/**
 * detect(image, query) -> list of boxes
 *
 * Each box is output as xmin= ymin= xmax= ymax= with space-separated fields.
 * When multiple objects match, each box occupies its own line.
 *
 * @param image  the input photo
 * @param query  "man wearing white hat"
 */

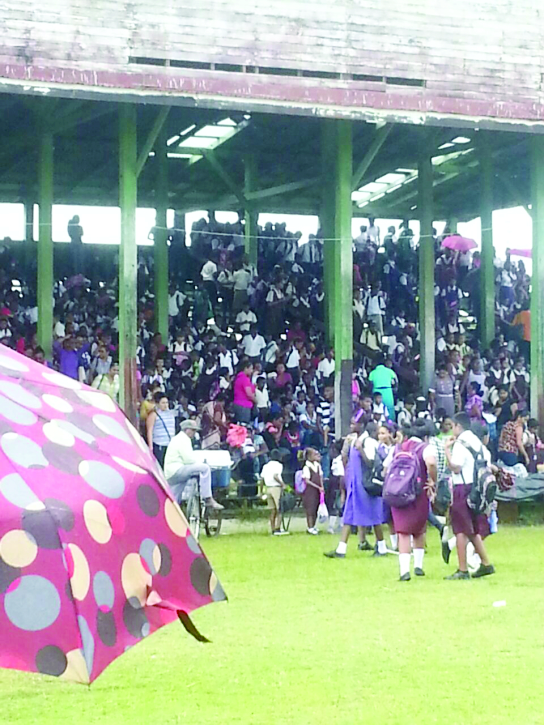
xmin=164 ymin=419 xmax=223 ymax=510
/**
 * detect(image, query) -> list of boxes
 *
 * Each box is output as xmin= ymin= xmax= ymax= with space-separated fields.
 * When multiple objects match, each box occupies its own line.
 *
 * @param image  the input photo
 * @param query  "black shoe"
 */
xmin=358 ymin=541 xmax=372 ymax=551
xmin=441 ymin=539 xmax=451 ymax=565
xmin=414 ymin=568 xmax=425 ymax=577
xmin=399 ymin=572 xmax=411 ymax=581
xmin=372 ymin=548 xmax=387 ymax=557
xmin=471 ymin=564 xmax=495 ymax=578
xmin=324 ymin=550 xmax=345 ymax=559
xmin=445 ymin=570 xmax=470 ymax=580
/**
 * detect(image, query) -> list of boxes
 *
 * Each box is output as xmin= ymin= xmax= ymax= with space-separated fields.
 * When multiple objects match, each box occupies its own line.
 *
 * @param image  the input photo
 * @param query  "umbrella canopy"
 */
xmin=509 ymin=248 xmax=532 ymax=258
xmin=441 ymin=235 xmax=477 ymax=253
xmin=0 ymin=347 xmax=226 ymax=684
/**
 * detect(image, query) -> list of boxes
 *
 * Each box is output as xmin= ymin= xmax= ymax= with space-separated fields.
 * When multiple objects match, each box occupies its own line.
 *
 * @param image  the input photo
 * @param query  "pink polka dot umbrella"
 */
xmin=0 ymin=347 xmax=226 ymax=683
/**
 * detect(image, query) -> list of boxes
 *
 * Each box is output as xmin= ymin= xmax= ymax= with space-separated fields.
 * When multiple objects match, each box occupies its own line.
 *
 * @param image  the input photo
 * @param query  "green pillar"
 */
xmin=418 ymin=147 xmax=435 ymax=394
xmin=332 ymin=120 xmax=353 ymax=437
xmin=480 ymin=145 xmax=496 ymax=346
xmin=119 ymin=105 xmax=138 ymax=423
xmin=154 ymin=127 xmax=169 ymax=343
xmin=37 ymin=132 xmax=54 ymax=360
xmin=530 ymin=136 xmax=544 ymax=425
xmin=244 ymin=156 xmax=258 ymax=266
xmin=321 ymin=120 xmax=336 ymax=347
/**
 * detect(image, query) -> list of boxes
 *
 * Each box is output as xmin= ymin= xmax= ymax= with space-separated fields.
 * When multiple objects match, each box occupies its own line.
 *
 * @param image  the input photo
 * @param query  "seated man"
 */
xmin=164 ymin=419 xmax=223 ymax=510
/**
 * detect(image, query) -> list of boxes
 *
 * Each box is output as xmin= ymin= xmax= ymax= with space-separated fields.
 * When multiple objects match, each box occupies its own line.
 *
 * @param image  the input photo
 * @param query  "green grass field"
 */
xmin=2 ymin=524 xmax=544 ymax=725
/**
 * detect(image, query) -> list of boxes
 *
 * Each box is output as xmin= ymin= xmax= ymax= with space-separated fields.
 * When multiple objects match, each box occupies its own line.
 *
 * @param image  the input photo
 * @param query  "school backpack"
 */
xmin=461 ymin=443 xmax=497 ymax=515
xmin=294 ymin=470 xmax=306 ymax=495
xmin=383 ymin=442 xmax=426 ymax=509
xmin=362 ymin=454 xmax=385 ymax=497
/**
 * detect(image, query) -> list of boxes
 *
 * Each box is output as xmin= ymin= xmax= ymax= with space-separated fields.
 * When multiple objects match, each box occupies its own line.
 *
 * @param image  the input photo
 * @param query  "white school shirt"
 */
xmin=242 ymin=333 xmax=266 ymax=358
xmin=201 ymin=261 xmax=217 ymax=282
xmin=318 ymin=358 xmax=335 ymax=378
xmin=367 ymin=294 xmax=386 ymax=317
xmin=286 ymin=348 xmax=300 ymax=370
xmin=261 ymin=460 xmax=283 ymax=487
xmin=232 ymin=269 xmax=251 ymax=291
xmin=331 ymin=455 xmax=345 ymax=477
xmin=255 ymin=387 xmax=270 ymax=408
xmin=450 ymin=430 xmax=491 ymax=486
xmin=236 ymin=310 xmax=257 ymax=333
xmin=358 ymin=432 xmax=379 ymax=462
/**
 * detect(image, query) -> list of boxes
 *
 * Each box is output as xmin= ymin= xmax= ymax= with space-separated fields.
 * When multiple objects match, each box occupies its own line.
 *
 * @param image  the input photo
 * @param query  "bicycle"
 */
xmin=181 ymin=476 xmax=202 ymax=540
xmin=180 ymin=476 xmax=223 ymax=541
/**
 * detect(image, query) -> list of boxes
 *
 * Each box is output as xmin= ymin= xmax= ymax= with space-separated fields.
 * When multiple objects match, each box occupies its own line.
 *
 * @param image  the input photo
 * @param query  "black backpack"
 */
xmin=461 ymin=443 xmax=497 ymax=515
xmin=362 ymin=453 xmax=385 ymax=498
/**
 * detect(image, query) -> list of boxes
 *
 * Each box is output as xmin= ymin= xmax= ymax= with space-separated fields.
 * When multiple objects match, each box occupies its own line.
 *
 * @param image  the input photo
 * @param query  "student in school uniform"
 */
xmin=384 ymin=419 xmax=437 ymax=581
xmin=301 ymin=448 xmax=325 ymax=535
xmin=324 ymin=421 xmax=387 ymax=558
xmin=443 ymin=412 xmax=495 ymax=580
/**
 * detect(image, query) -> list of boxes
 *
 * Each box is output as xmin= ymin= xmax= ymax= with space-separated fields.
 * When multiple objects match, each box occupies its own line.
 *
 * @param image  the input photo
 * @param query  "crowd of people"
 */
xmin=0 ymin=213 xmax=537 ymax=580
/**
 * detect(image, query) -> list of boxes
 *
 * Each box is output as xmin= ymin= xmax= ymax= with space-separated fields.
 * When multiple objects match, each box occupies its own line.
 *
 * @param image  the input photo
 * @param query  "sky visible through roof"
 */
xmin=0 ymin=203 xmax=531 ymax=272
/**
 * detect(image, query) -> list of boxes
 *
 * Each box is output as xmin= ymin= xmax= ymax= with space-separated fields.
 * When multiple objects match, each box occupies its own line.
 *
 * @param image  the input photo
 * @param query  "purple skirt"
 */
xmin=391 ymin=490 xmax=428 ymax=536
xmin=343 ymin=447 xmax=384 ymax=527
xmin=451 ymin=484 xmax=488 ymax=537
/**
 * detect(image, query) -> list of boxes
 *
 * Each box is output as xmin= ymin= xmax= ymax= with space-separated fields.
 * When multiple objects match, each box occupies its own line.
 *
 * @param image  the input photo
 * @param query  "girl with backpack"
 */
xmin=324 ymin=421 xmax=387 ymax=558
xmin=301 ymin=448 xmax=324 ymax=535
xmin=383 ymin=419 xmax=438 ymax=581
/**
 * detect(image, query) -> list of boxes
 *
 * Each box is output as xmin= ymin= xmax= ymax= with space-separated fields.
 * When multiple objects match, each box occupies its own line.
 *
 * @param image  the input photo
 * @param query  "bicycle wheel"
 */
xmin=204 ymin=507 xmax=223 ymax=537
xmin=186 ymin=490 xmax=201 ymax=541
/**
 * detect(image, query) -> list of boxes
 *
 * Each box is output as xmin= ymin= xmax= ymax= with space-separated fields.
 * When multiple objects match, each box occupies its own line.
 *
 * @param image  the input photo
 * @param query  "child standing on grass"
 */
xmin=302 ymin=447 xmax=324 ymax=535
xmin=261 ymin=450 xmax=289 ymax=536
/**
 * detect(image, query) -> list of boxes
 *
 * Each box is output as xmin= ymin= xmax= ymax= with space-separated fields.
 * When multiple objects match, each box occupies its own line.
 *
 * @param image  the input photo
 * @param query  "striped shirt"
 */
xmin=152 ymin=410 xmax=177 ymax=447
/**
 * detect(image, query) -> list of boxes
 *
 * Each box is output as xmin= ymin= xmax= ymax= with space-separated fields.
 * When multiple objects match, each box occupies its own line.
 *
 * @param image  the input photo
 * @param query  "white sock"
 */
xmin=399 ymin=553 xmax=411 ymax=577
xmin=328 ymin=516 xmax=337 ymax=530
xmin=390 ymin=534 xmax=398 ymax=549
xmin=336 ymin=541 xmax=347 ymax=555
xmin=377 ymin=539 xmax=387 ymax=554
xmin=413 ymin=548 xmax=425 ymax=570
xmin=448 ymin=537 xmax=457 ymax=551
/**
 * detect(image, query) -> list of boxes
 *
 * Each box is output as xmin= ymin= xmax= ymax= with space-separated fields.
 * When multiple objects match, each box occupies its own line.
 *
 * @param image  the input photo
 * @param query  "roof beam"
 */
xmin=245 ymin=177 xmax=318 ymax=201
xmin=136 ymin=106 xmax=170 ymax=178
xmin=352 ymin=124 xmax=394 ymax=191
xmin=202 ymin=148 xmax=248 ymax=207
xmin=53 ymin=104 xmax=114 ymax=134
xmin=497 ymin=174 xmax=532 ymax=217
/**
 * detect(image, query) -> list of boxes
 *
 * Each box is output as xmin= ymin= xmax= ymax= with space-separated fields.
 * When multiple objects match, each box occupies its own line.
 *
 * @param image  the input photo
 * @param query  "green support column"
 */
xmin=119 ymin=105 xmax=138 ymax=423
xmin=154 ymin=127 xmax=169 ymax=343
xmin=418 ymin=147 xmax=435 ymax=394
xmin=321 ymin=120 xmax=336 ymax=347
xmin=244 ymin=156 xmax=258 ymax=266
xmin=530 ymin=136 xmax=544 ymax=424
xmin=37 ymin=132 xmax=54 ymax=360
xmin=480 ymin=145 xmax=496 ymax=346
xmin=332 ymin=120 xmax=353 ymax=437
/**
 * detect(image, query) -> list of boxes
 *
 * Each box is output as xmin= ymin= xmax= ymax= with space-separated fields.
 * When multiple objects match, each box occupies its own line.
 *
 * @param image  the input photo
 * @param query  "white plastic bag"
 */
xmin=317 ymin=491 xmax=329 ymax=524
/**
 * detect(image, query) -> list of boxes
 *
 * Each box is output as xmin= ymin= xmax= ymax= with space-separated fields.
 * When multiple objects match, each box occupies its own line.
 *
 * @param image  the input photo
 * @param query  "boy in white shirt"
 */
xmin=444 ymin=413 xmax=495 ymax=580
xmin=261 ymin=451 xmax=289 ymax=535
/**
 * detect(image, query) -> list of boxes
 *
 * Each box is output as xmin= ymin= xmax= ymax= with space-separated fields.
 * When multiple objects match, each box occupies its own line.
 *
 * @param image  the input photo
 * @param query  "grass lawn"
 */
xmin=1 ymin=524 xmax=544 ymax=725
